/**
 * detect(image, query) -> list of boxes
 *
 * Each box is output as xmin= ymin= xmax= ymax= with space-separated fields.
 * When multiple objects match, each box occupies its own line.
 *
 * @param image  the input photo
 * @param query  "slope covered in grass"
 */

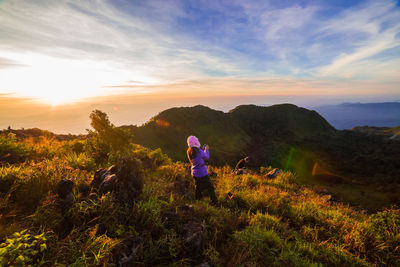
xmin=1 ymin=124 xmax=399 ymax=266
xmin=124 ymin=105 xmax=250 ymax=165
xmin=352 ymin=126 xmax=400 ymax=140
xmin=125 ymin=104 xmax=400 ymax=211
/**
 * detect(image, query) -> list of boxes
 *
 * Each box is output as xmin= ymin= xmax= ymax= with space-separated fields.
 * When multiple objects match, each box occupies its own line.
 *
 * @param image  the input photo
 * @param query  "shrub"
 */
xmin=88 ymin=110 xmax=133 ymax=155
xmin=64 ymin=152 xmax=96 ymax=171
xmin=0 ymin=230 xmax=47 ymax=266
xmin=0 ymin=133 xmax=32 ymax=163
xmin=148 ymin=148 xmax=171 ymax=166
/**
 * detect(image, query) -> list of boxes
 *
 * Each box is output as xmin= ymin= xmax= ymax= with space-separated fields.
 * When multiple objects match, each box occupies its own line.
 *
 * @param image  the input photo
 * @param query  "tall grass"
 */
xmin=0 ymin=135 xmax=399 ymax=266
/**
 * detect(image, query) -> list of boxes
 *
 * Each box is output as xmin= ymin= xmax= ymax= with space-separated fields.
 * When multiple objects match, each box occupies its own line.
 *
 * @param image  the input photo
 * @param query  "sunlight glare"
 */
xmin=0 ymin=52 xmax=156 ymax=105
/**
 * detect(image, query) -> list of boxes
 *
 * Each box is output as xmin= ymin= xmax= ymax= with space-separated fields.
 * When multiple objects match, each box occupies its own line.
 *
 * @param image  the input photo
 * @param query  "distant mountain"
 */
xmin=313 ymin=102 xmax=400 ymax=129
xmin=0 ymin=127 xmax=85 ymax=140
xmin=123 ymin=104 xmax=400 ymax=184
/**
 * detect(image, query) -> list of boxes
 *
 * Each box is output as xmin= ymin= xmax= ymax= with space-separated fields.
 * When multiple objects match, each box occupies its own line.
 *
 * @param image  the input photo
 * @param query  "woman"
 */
xmin=187 ymin=135 xmax=218 ymax=206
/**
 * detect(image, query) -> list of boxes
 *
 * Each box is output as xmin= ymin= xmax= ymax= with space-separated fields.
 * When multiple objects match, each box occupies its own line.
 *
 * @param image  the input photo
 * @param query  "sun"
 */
xmin=0 ymin=53 xmax=146 ymax=105
xmin=39 ymin=94 xmax=75 ymax=106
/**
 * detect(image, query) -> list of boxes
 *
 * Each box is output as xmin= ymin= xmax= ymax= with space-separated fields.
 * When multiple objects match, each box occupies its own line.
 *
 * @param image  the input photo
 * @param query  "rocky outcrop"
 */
xmin=56 ymin=179 xmax=75 ymax=209
xmin=92 ymin=157 xmax=143 ymax=206
xmin=266 ymin=168 xmax=283 ymax=179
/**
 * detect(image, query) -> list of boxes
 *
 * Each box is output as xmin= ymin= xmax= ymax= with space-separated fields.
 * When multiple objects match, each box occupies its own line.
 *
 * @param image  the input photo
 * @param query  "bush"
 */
xmin=148 ymin=148 xmax=171 ymax=167
xmin=0 ymin=133 xmax=32 ymax=163
xmin=64 ymin=152 xmax=96 ymax=171
xmin=0 ymin=230 xmax=47 ymax=266
xmin=88 ymin=110 xmax=133 ymax=154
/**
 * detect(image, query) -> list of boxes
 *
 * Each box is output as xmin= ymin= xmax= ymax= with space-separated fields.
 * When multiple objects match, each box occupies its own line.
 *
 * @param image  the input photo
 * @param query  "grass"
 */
xmin=297 ymin=171 xmax=400 ymax=211
xmin=0 ymin=128 xmax=399 ymax=266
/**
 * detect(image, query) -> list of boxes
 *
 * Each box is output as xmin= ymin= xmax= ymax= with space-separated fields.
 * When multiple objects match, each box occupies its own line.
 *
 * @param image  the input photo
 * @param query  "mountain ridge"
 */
xmin=123 ymin=104 xmax=400 ymax=186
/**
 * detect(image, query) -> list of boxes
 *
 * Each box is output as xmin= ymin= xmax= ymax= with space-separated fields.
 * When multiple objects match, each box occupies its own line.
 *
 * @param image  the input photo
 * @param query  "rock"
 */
xmin=266 ymin=168 xmax=282 ymax=178
xmin=78 ymin=184 xmax=90 ymax=199
xmin=92 ymin=157 xmax=143 ymax=206
xmin=91 ymin=165 xmax=117 ymax=189
xmin=113 ymin=236 xmax=143 ymax=267
xmin=57 ymin=179 xmax=74 ymax=198
xmin=182 ymin=219 xmax=207 ymax=252
xmin=199 ymin=262 xmax=211 ymax=267
xmin=99 ymin=174 xmax=118 ymax=194
xmin=56 ymin=179 xmax=75 ymax=208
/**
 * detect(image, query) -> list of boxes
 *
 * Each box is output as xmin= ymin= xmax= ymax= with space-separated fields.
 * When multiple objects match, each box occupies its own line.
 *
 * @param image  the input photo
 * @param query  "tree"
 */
xmin=88 ymin=110 xmax=133 ymax=154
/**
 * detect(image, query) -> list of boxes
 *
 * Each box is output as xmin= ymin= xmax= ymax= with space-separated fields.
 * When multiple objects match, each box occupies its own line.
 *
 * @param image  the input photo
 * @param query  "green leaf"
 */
xmin=16 ymin=255 xmax=25 ymax=263
xmin=40 ymin=243 xmax=47 ymax=252
xmin=0 ymin=247 xmax=7 ymax=256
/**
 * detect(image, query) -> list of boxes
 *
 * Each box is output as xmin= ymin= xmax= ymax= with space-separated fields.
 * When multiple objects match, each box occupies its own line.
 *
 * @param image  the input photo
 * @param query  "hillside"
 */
xmin=123 ymin=105 xmax=251 ymax=165
xmin=126 ymin=104 xmax=400 ymax=182
xmin=125 ymin=104 xmax=336 ymax=166
xmin=1 ymin=120 xmax=399 ymax=266
xmin=230 ymin=104 xmax=335 ymax=139
xmin=352 ymin=126 xmax=400 ymax=141
xmin=123 ymin=104 xmax=400 ymax=210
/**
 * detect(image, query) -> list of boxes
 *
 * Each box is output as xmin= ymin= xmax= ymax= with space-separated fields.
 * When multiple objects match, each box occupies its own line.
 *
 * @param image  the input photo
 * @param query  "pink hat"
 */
xmin=187 ymin=135 xmax=200 ymax=148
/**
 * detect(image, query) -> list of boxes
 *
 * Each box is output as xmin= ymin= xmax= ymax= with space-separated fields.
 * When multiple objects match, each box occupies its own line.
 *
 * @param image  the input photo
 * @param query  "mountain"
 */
xmin=123 ymin=104 xmax=336 ymax=167
xmin=230 ymin=104 xmax=335 ymax=140
xmin=124 ymin=104 xmax=400 ymax=187
xmin=123 ymin=105 xmax=250 ymax=164
xmin=313 ymin=102 xmax=400 ymax=129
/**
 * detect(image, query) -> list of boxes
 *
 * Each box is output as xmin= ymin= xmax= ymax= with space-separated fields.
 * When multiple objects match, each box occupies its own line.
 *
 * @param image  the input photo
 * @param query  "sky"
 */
xmin=0 ymin=0 xmax=400 ymax=133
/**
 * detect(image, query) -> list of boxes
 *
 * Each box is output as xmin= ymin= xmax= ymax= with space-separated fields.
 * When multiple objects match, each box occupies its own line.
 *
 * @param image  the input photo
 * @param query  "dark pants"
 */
xmin=193 ymin=175 xmax=218 ymax=204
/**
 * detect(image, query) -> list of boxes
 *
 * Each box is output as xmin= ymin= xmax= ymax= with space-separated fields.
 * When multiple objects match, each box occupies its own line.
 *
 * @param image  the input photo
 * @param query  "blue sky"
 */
xmin=0 ymin=0 xmax=400 ymax=132
xmin=1 ymin=0 xmax=399 ymax=99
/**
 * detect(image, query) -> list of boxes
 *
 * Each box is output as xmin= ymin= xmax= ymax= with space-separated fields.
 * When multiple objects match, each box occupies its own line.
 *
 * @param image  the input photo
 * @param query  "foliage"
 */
xmin=1 ymin=113 xmax=399 ymax=266
xmin=0 ymin=133 xmax=33 ymax=164
xmin=128 ymin=104 xmax=400 ymax=185
xmin=0 ymin=230 xmax=47 ymax=266
xmin=87 ymin=110 xmax=133 ymax=157
xmin=126 ymin=105 xmax=250 ymax=165
xmin=64 ymin=152 xmax=96 ymax=171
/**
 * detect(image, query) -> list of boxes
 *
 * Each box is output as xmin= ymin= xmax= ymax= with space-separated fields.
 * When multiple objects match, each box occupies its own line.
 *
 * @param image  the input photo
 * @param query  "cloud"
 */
xmin=237 ymin=0 xmax=400 ymax=79
xmin=0 ymin=0 xmax=399 ymax=100
xmin=104 ymin=76 xmax=400 ymax=98
xmin=0 ymin=0 xmax=243 ymax=86
xmin=0 ymin=57 xmax=26 ymax=69
xmin=317 ymin=0 xmax=400 ymax=77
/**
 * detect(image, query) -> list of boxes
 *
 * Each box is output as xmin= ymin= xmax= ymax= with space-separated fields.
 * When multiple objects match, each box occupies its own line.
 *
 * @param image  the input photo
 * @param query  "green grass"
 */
xmin=1 ymin=123 xmax=399 ymax=266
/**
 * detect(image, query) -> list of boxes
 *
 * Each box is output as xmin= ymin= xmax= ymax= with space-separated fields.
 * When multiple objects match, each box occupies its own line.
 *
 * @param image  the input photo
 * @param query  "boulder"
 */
xmin=56 ymin=179 xmax=75 ymax=209
xmin=92 ymin=165 xmax=117 ymax=189
xmin=266 ymin=168 xmax=282 ymax=178
xmin=113 ymin=236 xmax=143 ymax=267
xmin=92 ymin=157 xmax=143 ymax=206
xmin=182 ymin=219 xmax=207 ymax=252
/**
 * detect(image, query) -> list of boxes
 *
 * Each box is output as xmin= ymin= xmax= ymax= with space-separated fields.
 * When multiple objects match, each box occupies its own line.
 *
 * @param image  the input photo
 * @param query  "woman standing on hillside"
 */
xmin=187 ymin=135 xmax=218 ymax=206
